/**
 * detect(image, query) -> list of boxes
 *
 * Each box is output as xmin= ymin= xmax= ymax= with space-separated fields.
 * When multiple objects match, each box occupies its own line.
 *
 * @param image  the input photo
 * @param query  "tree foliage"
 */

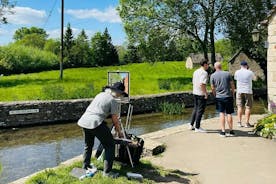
xmin=118 ymin=0 xmax=230 ymax=64
xmin=13 ymin=27 xmax=48 ymax=41
xmin=70 ymin=29 xmax=91 ymax=67
xmin=91 ymin=28 xmax=119 ymax=66
xmin=0 ymin=0 xmax=14 ymax=24
xmin=63 ymin=23 xmax=75 ymax=68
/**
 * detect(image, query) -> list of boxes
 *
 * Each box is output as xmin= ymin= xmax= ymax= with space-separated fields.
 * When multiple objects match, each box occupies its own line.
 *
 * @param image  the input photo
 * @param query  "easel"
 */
xmin=117 ymin=102 xmax=134 ymax=168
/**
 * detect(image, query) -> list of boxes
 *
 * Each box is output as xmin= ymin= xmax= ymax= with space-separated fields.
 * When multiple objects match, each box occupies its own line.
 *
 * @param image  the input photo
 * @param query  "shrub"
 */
xmin=159 ymin=102 xmax=185 ymax=115
xmin=254 ymin=114 xmax=276 ymax=139
xmin=0 ymin=44 xmax=58 ymax=75
xmin=42 ymin=84 xmax=67 ymax=100
xmin=159 ymin=80 xmax=171 ymax=90
xmin=68 ymin=84 xmax=95 ymax=99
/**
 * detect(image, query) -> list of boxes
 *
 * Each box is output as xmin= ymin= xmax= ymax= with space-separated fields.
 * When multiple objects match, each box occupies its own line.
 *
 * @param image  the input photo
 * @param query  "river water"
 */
xmin=0 ymin=102 xmax=266 ymax=183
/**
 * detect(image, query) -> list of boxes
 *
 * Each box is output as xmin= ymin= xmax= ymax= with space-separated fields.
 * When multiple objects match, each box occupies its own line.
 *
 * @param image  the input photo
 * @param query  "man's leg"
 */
xmin=94 ymin=123 xmax=115 ymax=173
xmin=227 ymin=114 xmax=233 ymax=130
xmin=236 ymin=93 xmax=244 ymax=126
xmin=237 ymin=106 xmax=243 ymax=123
xmin=195 ymin=96 xmax=207 ymax=129
xmin=245 ymin=94 xmax=253 ymax=126
xmin=220 ymin=112 xmax=226 ymax=132
xmin=190 ymin=95 xmax=198 ymax=127
xmin=82 ymin=128 xmax=95 ymax=169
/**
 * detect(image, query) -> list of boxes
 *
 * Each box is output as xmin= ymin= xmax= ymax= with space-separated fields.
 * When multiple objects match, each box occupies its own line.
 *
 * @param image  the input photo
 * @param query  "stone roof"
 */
xmin=187 ymin=53 xmax=223 ymax=63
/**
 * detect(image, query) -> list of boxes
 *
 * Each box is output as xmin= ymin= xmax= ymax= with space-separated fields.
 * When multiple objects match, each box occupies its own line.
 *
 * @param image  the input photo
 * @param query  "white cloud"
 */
xmin=65 ymin=6 xmax=121 ymax=23
xmin=47 ymin=28 xmax=95 ymax=39
xmin=6 ymin=6 xmax=46 ymax=25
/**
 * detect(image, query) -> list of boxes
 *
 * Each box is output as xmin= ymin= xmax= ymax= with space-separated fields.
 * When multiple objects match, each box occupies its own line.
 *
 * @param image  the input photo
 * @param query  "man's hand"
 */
xmin=204 ymin=93 xmax=208 ymax=99
xmin=118 ymin=131 xmax=124 ymax=138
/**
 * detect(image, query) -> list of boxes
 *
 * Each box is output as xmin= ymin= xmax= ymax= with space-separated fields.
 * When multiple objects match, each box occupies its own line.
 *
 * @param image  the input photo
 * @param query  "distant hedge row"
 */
xmin=0 ymin=45 xmax=59 ymax=75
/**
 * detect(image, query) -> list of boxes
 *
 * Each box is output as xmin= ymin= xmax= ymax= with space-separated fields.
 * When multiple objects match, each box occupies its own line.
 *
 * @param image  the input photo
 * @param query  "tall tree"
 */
xmin=224 ymin=0 xmax=273 ymax=76
xmin=118 ymin=0 xmax=229 ymax=65
xmin=13 ymin=27 xmax=48 ymax=41
xmin=91 ymin=28 xmax=119 ymax=66
xmin=0 ymin=0 xmax=14 ymax=24
xmin=71 ymin=29 xmax=91 ymax=67
xmin=44 ymin=39 xmax=60 ymax=55
xmin=63 ymin=23 xmax=75 ymax=67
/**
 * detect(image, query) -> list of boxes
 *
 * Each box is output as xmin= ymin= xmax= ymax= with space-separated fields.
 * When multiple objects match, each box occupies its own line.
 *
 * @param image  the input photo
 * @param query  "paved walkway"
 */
xmin=144 ymin=114 xmax=276 ymax=184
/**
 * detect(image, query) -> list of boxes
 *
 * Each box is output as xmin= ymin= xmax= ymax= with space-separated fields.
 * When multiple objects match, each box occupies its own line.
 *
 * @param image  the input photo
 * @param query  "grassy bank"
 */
xmin=0 ymin=62 xmax=195 ymax=101
xmin=26 ymin=159 xmax=193 ymax=184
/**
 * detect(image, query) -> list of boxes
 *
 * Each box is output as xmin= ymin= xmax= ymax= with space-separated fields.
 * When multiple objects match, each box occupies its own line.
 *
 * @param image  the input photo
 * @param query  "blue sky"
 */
xmin=0 ymin=0 xmax=126 ymax=45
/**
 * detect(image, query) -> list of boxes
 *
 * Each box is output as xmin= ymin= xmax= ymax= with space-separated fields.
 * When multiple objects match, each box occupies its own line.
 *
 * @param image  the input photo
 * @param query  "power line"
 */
xmin=43 ymin=0 xmax=58 ymax=29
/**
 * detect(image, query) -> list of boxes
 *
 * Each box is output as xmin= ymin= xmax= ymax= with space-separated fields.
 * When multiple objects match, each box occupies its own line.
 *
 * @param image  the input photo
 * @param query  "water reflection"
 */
xmin=0 ymin=102 xmax=266 ymax=183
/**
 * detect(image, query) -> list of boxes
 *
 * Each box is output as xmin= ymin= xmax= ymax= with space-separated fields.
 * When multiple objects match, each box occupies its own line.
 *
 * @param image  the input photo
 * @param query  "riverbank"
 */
xmin=10 ymin=114 xmax=276 ymax=184
xmin=0 ymin=88 xmax=267 ymax=128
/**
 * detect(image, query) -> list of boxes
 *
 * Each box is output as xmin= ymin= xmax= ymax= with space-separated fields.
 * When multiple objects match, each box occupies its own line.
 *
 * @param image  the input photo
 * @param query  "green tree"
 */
xmin=63 ymin=23 xmax=75 ymax=67
xmin=118 ymin=0 xmax=230 ymax=65
xmin=91 ymin=28 xmax=119 ymax=66
xmin=124 ymin=44 xmax=141 ymax=63
xmin=0 ymin=0 xmax=14 ymax=24
xmin=16 ymin=33 xmax=46 ymax=49
xmin=225 ymin=0 xmax=273 ymax=77
xmin=44 ymin=39 xmax=60 ymax=55
xmin=13 ymin=27 xmax=48 ymax=41
xmin=70 ymin=29 xmax=91 ymax=67
xmin=215 ymin=39 xmax=234 ymax=59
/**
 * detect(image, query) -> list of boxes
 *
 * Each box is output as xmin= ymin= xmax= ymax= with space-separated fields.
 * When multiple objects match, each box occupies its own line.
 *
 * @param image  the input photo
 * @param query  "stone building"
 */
xmin=265 ymin=5 xmax=276 ymax=113
xmin=228 ymin=50 xmax=265 ymax=80
xmin=185 ymin=53 xmax=223 ymax=69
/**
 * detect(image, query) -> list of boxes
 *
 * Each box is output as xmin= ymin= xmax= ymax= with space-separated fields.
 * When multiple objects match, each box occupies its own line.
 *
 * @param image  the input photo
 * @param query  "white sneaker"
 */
xmin=195 ymin=127 xmax=207 ymax=133
xmin=188 ymin=124 xmax=195 ymax=130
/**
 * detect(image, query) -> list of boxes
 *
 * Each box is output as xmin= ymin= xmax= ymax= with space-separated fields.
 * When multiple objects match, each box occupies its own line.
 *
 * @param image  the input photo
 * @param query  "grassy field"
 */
xmin=26 ymin=159 xmax=193 ymax=184
xmin=0 ymin=62 xmax=195 ymax=101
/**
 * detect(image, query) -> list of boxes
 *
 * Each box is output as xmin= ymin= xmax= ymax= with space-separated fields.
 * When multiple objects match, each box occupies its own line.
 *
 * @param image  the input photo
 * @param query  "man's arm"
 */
xmin=211 ymin=84 xmax=216 ymax=97
xmin=111 ymin=114 xmax=123 ymax=137
xmin=201 ymin=83 xmax=208 ymax=99
xmin=230 ymin=80 xmax=235 ymax=97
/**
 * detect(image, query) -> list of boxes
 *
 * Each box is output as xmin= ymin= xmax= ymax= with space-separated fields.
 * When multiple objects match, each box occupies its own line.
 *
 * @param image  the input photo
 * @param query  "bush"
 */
xmin=0 ymin=44 xmax=58 ymax=75
xmin=68 ymin=84 xmax=94 ymax=99
xmin=159 ymin=102 xmax=185 ymax=115
xmin=42 ymin=84 xmax=67 ymax=100
xmin=254 ymin=114 xmax=276 ymax=139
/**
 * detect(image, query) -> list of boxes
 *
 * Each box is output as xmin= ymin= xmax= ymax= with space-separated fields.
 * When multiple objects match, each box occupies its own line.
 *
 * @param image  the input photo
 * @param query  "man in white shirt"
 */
xmin=189 ymin=59 xmax=209 ymax=132
xmin=234 ymin=61 xmax=256 ymax=128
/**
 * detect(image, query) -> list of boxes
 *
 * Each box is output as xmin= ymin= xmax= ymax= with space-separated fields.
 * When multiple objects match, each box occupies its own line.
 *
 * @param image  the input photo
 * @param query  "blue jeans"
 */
xmin=190 ymin=95 xmax=207 ymax=129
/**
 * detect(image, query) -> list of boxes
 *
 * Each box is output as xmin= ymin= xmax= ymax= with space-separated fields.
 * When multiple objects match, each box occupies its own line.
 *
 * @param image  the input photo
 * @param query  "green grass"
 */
xmin=0 ymin=62 xmax=195 ymax=101
xmin=26 ymin=159 xmax=193 ymax=184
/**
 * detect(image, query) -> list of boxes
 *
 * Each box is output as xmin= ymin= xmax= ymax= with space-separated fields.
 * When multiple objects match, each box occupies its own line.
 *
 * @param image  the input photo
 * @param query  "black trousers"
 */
xmin=190 ymin=95 xmax=207 ymax=129
xmin=82 ymin=122 xmax=115 ymax=173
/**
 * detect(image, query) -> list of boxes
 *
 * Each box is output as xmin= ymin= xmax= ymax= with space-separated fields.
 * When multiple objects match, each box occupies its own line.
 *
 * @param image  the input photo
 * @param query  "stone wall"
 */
xmin=267 ymin=9 xmax=276 ymax=113
xmin=0 ymin=89 xmax=266 ymax=128
xmin=0 ymin=92 xmax=215 ymax=128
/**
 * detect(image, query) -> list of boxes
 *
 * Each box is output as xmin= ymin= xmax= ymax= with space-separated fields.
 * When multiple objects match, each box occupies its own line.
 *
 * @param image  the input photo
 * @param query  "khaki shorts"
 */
xmin=236 ymin=93 xmax=253 ymax=109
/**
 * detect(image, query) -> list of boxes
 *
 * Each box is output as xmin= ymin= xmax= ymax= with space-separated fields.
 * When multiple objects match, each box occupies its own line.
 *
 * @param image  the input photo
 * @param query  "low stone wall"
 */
xmin=0 ymin=89 xmax=266 ymax=128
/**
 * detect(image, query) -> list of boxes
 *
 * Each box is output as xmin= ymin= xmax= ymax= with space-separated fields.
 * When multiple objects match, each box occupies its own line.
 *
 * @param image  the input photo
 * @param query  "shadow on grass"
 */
xmin=0 ymin=78 xmax=89 ymax=88
xmin=158 ymin=77 xmax=192 ymax=90
xmin=114 ymin=160 xmax=198 ymax=184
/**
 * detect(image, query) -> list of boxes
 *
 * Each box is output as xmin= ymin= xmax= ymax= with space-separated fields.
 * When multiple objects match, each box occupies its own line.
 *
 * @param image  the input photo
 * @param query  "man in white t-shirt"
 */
xmin=234 ymin=61 xmax=256 ymax=128
xmin=189 ymin=59 xmax=209 ymax=132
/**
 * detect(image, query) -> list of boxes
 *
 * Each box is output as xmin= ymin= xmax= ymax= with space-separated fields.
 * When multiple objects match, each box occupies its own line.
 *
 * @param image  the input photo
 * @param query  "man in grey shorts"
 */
xmin=210 ymin=62 xmax=235 ymax=137
xmin=234 ymin=61 xmax=256 ymax=128
xmin=78 ymin=82 xmax=126 ymax=177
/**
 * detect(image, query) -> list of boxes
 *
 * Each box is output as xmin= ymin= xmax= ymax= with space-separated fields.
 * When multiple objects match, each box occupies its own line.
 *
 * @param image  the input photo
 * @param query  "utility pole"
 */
xmin=60 ymin=0 xmax=64 ymax=80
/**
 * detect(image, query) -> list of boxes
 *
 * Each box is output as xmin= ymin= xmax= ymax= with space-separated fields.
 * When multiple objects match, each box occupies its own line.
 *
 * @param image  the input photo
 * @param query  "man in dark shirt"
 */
xmin=210 ymin=62 xmax=235 ymax=137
